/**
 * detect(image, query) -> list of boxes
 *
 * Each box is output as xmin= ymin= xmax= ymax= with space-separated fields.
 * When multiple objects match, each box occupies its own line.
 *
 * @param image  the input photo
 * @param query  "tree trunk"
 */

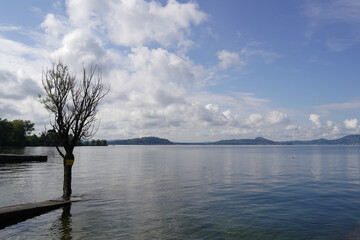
xmin=63 ymin=155 xmax=74 ymax=199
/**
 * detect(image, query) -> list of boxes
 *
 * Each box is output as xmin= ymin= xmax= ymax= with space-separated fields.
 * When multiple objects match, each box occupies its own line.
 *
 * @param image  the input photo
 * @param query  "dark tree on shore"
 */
xmin=0 ymin=118 xmax=34 ymax=147
xmin=39 ymin=60 xmax=108 ymax=198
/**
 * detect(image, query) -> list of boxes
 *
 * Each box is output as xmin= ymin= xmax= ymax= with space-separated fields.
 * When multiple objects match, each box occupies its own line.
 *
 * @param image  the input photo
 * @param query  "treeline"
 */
xmin=27 ymin=129 xmax=61 ymax=146
xmin=83 ymin=139 xmax=107 ymax=146
xmin=28 ymin=130 xmax=107 ymax=146
xmin=0 ymin=118 xmax=107 ymax=147
xmin=0 ymin=118 xmax=35 ymax=147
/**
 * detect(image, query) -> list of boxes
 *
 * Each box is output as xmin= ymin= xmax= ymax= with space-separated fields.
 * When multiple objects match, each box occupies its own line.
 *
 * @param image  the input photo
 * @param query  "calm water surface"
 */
xmin=1 ymin=145 xmax=360 ymax=239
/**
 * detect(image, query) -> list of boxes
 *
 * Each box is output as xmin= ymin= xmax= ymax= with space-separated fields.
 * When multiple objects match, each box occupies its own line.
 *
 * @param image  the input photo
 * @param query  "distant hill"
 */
xmin=213 ymin=137 xmax=280 ymax=145
xmin=108 ymin=137 xmax=173 ymax=145
xmin=107 ymin=135 xmax=360 ymax=145
xmin=283 ymin=134 xmax=360 ymax=145
xmin=213 ymin=135 xmax=360 ymax=145
xmin=333 ymin=135 xmax=360 ymax=145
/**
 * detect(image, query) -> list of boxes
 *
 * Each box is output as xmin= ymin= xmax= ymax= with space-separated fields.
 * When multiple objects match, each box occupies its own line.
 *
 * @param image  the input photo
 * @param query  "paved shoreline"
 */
xmin=0 ymin=198 xmax=80 ymax=229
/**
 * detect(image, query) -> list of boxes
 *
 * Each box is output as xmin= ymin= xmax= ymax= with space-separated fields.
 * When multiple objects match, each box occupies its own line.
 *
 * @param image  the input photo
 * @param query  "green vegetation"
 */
xmin=0 ymin=118 xmax=35 ymax=147
xmin=0 ymin=118 xmax=107 ymax=147
xmin=83 ymin=139 xmax=108 ymax=146
xmin=27 ymin=130 xmax=61 ymax=146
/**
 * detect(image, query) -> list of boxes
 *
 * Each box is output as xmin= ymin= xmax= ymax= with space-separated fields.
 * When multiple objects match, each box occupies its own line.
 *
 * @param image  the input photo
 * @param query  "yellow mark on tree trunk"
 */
xmin=65 ymin=159 xmax=74 ymax=166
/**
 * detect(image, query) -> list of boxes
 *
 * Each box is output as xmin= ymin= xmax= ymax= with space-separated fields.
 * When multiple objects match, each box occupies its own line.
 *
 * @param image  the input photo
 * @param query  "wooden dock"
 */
xmin=0 ymin=198 xmax=80 ymax=229
xmin=0 ymin=154 xmax=47 ymax=163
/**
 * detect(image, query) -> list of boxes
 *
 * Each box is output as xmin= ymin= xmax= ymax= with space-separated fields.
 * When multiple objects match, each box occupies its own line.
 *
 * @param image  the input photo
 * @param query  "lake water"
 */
xmin=1 ymin=145 xmax=360 ymax=239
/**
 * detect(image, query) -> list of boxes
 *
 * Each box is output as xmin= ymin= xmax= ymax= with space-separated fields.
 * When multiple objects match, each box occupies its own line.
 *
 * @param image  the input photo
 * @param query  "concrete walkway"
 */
xmin=0 ymin=154 xmax=47 ymax=163
xmin=0 ymin=198 xmax=80 ymax=229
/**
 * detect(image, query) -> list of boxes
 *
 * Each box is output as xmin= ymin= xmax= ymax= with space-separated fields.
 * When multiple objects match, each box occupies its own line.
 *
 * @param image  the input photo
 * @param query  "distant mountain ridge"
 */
xmin=108 ymin=135 xmax=360 ymax=145
xmin=282 ymin=134 xmax=360 ymax=145
xmin=212 ymin=137 xmax=280 ymax=145
xmin=108 ymin=137 xmax=173 ymax=145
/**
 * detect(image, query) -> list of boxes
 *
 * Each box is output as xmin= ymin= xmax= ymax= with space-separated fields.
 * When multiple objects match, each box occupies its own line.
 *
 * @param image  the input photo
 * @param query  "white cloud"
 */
xmin=0 ymin=70 xmax=41 ymax=100
xmin=66 ymin=0 xmax=206 ymax=48
xmin=51 ymin=28 xmax=109 ymax=71
xmin=0 ymin=37 xmax=48 ymax=84
xmin=0 ymin=25 xmax=21 ymax=31
xmin=327 ymin=121 xmax=333 ymax=127
xmin=217 ymin=50 xmax=244 ymax=69
xmin=0 ymin=70 xmax=46 ymax=122
xmin=309 ymin=114 xmax=322 ymax=128
xmin=35 ymin=0 xmax=289 ymax=141
xmin=266 ymin=111 xmax=289 ymax=125
xmin=344 ymin=118 xmax=358 ymax=129
xmin=2 ymin=0 xmax=360 ymax=142
xmin=243 ymin=114 xmax=263 ymax=127
xmin=240 ymin=111 xmax=289 ymax=129
xmin=41 ymin=14 xmax=69 ymax=47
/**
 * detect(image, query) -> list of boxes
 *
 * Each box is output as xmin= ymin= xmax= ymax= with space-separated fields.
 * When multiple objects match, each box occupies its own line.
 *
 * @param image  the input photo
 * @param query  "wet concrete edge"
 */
xmin=0 ymin=199 xmax=79 ymax=229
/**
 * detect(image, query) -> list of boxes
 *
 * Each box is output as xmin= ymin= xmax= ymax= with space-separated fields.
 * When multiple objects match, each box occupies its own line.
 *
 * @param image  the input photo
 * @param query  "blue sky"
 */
xmin=0 ymin=0 xmax=360 ymax=142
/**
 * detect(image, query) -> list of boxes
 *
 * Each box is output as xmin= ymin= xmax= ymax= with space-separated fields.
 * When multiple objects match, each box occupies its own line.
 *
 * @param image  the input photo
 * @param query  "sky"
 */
xmin=0 ymin=0 xmax=360 ymax=142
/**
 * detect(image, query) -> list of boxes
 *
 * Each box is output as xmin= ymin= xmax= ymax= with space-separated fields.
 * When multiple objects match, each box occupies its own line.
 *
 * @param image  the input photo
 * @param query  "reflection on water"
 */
xmin=1 ymin=146 xmax=360 ymax=239
xmin=49 ymin=205 xmax=72 ymax=240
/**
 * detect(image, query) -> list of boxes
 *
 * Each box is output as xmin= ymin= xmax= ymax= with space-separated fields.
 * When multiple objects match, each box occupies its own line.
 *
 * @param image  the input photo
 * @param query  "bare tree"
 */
xmin=40 ymin=60 xmax=109 ymax=199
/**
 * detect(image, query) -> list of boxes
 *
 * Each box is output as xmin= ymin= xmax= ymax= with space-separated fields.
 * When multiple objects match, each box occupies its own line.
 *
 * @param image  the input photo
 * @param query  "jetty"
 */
xmin=0 ymin=198 xmax=81 ymax=229
xmin=0 ymin=154 xmax=47 ymax=163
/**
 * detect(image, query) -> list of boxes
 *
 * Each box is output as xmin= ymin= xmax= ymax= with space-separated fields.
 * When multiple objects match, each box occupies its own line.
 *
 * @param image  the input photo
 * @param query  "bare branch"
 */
xmin=56 ymin=146 xmax=65 ymax=158
xmin=39 ymin=60 xmax=109 ymax=155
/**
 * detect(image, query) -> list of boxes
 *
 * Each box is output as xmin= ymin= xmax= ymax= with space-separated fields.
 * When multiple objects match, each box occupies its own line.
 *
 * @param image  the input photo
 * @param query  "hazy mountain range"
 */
xmin=108 ymin=135 xmax=360 ymax=145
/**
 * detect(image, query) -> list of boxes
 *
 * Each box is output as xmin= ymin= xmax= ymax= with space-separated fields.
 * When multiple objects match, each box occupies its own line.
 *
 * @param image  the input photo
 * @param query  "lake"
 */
xmin=1 ymin=145 xmax=360 ymax=239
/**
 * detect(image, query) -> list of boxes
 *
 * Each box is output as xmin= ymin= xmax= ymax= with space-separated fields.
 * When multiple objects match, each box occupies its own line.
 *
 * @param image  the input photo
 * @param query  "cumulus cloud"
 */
xmin=4 ymin=0 xmax=359 ymax=142
xmin=266 ymin=111 xmax=289 ymax=125
xmin=240 ymin=111 xmax=289 ymax=128
xmin=66 ymin=0 xmax=206 ymax=48
xmin=309 ymin=114 xmax=322 ymax=128
xmin=35 ymin=0 xmax=291 ymax=141
xmin=327 ymin=120 xmax=333 ymax=127
xmin=344 ymin=118 xmax=358 ymax=129
xmin=243 ymin=114 xmax=263 ymax=127
xmin=51 ymin=28 xmax=109 ymax=71
xmin=0 ymin=70 xmax=41 ymax=100
xmin=284 ymin=113 xmax=360 ymax=140
xmin=41 ymin=14 xmax=69 ymax=47
xmin=0 ymin=37 xmax=47 ymax=77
